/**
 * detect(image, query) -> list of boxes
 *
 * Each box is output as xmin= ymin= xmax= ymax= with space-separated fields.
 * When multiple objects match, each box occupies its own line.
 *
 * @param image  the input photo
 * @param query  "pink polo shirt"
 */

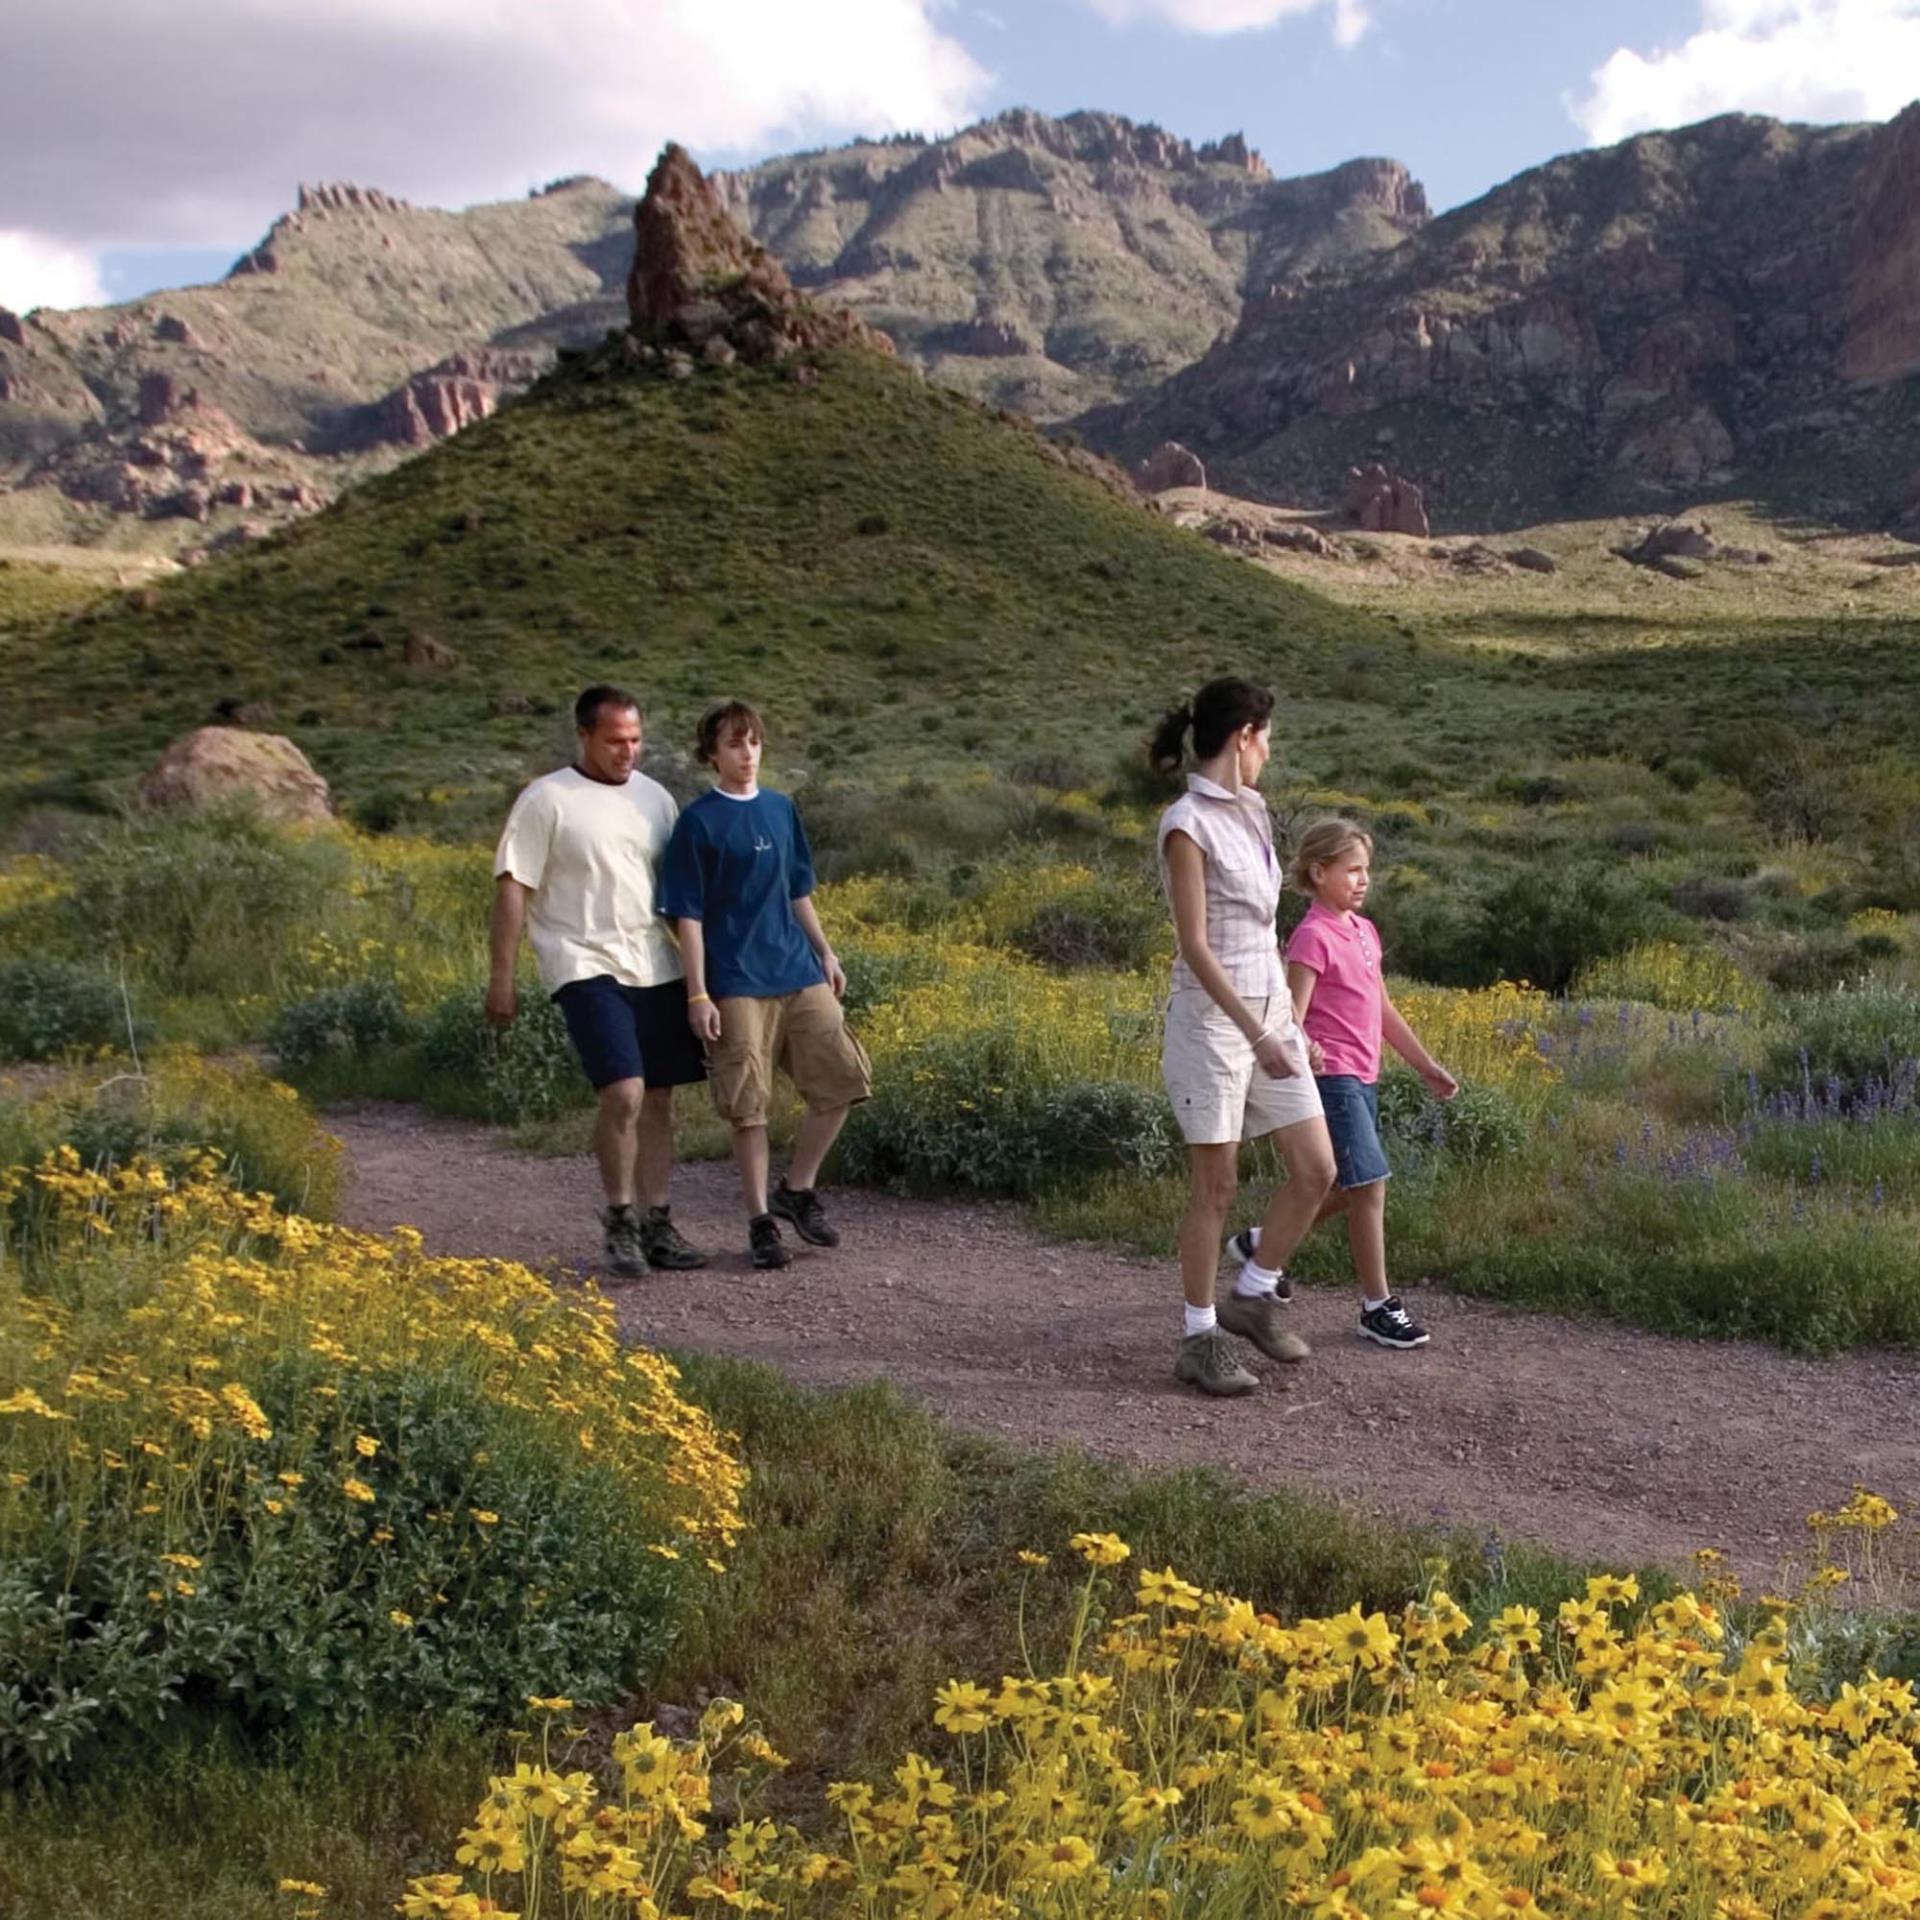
xmin=1284 ymin=901 xmax=1384 ymax=1082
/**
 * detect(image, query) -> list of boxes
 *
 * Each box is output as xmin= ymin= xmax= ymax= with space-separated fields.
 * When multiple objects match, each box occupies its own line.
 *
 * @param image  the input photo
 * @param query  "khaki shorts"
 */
xmin=1161 ymin=990 xmax=1324 ymax=1146
xmin=709 ymin=983 xmax=873 ymax=1128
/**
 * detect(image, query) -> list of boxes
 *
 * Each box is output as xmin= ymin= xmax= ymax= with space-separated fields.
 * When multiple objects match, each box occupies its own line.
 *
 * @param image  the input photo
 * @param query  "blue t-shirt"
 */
xmin=658 ymin=788 xmax=825 ymax=999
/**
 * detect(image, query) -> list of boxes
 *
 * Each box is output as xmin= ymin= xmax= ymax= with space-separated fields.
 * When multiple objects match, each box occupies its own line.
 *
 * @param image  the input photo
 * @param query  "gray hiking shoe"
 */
xmin=1217 ymin=1291 xmax=1311 ymax=1364
xmin=1174 ymin=1328 xmax=1258 ymax=1398
xmin=639 ymin=1205 xmax=708 ymax=1271
xmin=1225 ymin=1227 xmax=1293 ymax=1302
xmin=602 ymin=1204 xmax=647 ymax=1279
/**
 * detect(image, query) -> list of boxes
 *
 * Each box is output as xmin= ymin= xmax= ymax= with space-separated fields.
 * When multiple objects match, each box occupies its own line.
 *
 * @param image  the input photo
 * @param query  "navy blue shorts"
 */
xmin=1316 ymin=1074 xmax=1391 ymax=1189
xmin=553 ymin=976 xmax=708 ymax=1092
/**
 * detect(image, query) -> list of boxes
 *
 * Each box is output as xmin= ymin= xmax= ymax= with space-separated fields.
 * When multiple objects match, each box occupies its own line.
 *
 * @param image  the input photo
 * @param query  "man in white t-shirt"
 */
xmin=488 ymin=684 xmax=709 ymax=1277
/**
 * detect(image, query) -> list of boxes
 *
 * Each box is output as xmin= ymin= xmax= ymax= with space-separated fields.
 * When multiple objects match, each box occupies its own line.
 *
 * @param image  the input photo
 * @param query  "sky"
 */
xmin=4 ymin=0 xmax=1920 ymax=314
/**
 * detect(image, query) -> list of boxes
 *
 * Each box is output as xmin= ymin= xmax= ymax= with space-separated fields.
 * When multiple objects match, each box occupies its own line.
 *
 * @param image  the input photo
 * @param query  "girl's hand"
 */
xmin=1307 ymin=1039 xmax=1326 ymax=1074
xmin=1253 ymin=1029 xmax=1299 ymax=1078
xmin=1422 ymin=1062 xmax=1460 ymax=1101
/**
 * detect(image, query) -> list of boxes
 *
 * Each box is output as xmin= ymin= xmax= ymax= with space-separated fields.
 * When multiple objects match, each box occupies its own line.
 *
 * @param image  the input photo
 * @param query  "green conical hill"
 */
xmin=1 ymin=345 xmax=1397 ymax=825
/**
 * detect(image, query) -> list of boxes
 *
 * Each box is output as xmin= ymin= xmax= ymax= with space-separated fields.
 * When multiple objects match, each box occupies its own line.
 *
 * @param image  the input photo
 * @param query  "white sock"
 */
xmin=1242 ymin=1224 xmax=1262 ymax=1252
xmin=1183 ymin=1302 xmax=1218 ymax=1339
xmin=1234 ymin=1260 xmax=1282 ymax=1300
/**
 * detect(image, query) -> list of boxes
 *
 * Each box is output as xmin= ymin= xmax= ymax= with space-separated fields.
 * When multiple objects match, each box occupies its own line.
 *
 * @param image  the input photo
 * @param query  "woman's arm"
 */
xmin=1381 ymin=991 xmax=1458 ymax=1098
xmin=1167 ymin=831 xmax=1298 ymax=1078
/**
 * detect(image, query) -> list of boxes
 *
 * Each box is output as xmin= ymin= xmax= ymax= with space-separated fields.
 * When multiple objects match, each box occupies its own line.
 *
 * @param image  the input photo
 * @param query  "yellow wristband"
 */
xmin=687 ymin=993 xmax=712 ymax=1004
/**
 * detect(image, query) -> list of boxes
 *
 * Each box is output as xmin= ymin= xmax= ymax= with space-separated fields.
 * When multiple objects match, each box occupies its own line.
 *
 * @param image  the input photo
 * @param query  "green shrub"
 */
xmin=1477 ymin=866 xmax=1661 ymax=993
xmin=1376 ymin=1069 xmax=1526 ymax=1163
xmin=419 ymin=987 xmax=584 ymax=1122
xmin=54 ymin=810 xmax=350 ymax=999
xmin=0 ymin=1166 xmax=741 ymax=1776
xmin=1 ymin=1055 xmax=343 ymax=1219
xmin=0 ymin=957 xmax=138 ymax=1061
xmin=1758 ymin=986 xmax=1920 ymax=1103
xmin=1005 ymin=885 xmax=1166 ymax=972
xmin=837 ymin=1027 xmax=1179 ymax=1197
xmin=270 ymin=979 xmax=418 ymax=1071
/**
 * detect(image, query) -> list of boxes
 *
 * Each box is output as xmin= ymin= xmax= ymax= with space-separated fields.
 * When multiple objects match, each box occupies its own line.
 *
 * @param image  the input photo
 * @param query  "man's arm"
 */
xmin=792 ymin=894 xmax=846 ymax=999
xmin=487 ymin=877 xmax=531 ymax=1026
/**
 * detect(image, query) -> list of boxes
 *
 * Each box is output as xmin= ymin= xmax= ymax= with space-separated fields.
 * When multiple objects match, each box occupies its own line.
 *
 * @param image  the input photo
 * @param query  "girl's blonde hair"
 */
xmin=1287 ymin=817 xmax=1373 ymax=895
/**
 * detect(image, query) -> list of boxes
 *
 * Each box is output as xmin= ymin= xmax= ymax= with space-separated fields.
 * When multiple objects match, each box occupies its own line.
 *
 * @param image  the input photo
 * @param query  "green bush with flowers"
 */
xmin=0 ymin=1151 xmax=744 ymax=1776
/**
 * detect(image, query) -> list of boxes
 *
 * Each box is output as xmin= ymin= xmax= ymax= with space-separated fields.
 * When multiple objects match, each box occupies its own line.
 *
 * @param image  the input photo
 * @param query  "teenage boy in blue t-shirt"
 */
xmin=659 ymin=699 xmax=873 ymax=1269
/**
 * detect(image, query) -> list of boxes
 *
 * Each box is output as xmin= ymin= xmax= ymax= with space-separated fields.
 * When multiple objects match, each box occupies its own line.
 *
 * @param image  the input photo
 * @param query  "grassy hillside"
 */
xmin=0 ymin=346 xmax=1402 ymax=829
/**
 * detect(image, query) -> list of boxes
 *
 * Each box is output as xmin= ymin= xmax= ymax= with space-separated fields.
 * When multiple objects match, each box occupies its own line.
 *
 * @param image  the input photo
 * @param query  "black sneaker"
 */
xmin=1359 ymin=1295 xmax=1429 ymax=1349
xmin=1225 ymin=1227 xmax=1293 ymax=1303
xmin=602 ymin=1204 xmax=647 ymax=1279
xmin=769 ymin=1179 xmax=839 ymax=1248
xmin=638 ymin=1205 xmax=708 ymax=1271
xmin=748 ymin=1213 xmax=792 ymax=1270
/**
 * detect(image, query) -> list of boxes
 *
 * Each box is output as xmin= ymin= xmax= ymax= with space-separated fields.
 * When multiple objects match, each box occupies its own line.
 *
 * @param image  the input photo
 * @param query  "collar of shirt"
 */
xmin=1305 ymin=900 xmax=1365 ymax=939
xmin=711 ymin=785 xmax=761 ymax=803
xmin=1186 ymin=772 xmax=1260 ymax=804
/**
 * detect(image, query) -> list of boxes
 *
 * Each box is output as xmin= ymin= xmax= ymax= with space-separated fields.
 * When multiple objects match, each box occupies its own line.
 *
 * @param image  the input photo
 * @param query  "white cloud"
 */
xmin=0 ymin=230 xmax=108 ymax=315
xmin=1 ymin=0 xmax=992 ymax=308
xmin=1082 ymin=0 xmax=1370 ymax=41
xmin=1571 ymin=0 xmax=1920 ymax=144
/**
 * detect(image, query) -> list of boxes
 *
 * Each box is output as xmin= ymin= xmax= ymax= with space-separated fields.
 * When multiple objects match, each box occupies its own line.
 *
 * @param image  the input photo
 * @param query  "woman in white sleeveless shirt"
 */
xmin=1153 ymin=678 xmax=1337 ymax=1399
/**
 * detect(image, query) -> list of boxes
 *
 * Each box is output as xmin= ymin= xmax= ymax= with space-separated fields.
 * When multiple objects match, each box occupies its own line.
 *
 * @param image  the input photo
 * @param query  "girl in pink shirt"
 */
xmin=1272 ymin=818 xmax=1458 ymax=1349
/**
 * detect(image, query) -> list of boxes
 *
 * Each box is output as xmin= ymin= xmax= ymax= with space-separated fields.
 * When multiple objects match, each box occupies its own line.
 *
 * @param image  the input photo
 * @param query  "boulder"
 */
xmin=1263 ymin=523 xmax=1341 ymax=558
xmin=1136 ymin=441 xmax=1207 ymax=492
xmin=0 ymin=309 xmax=25 ymax=347
xmin=136 ymin=727 xmax=335 ymax=826
xmin=1343 ymin=462 xmax=1429 ymax=536
xmin=1618 ymin=520 xmax=1716 ymax=567
xmin=403 ymin=630 xmax=460 ymax=671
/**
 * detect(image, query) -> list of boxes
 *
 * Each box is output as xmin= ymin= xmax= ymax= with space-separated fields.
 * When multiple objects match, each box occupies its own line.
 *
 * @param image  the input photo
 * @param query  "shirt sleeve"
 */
xmin=657 ymin=811 xmax=705 ymax=920
xmin=493 ymin=784 xmax=553 ymax=890
xmin=787 ymin=798 xmax=817 ymax=901
xmin=1283 ymin=915 xmax=1332 ymax=974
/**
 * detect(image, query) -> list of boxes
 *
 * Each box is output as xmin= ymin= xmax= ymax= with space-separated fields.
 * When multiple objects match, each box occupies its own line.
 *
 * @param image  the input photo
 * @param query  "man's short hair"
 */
xmin=574 ymin=684 xmax=642 ymax=732
xmin=695 ymin=698 xmax=766 ymax=765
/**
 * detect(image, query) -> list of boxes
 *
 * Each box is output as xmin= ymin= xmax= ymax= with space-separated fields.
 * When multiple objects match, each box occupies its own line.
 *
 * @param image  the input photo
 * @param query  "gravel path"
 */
xmin=332 ymin=1102 xmax=1920 ymax=1588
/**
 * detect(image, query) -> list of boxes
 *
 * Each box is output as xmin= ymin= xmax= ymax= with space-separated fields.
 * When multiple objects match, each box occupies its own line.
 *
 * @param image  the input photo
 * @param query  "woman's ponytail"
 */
xmin=1147 ymin=678 xmax=1274 ymax=775
xmin=1147 ymin=702 xmax=1195 ymax=775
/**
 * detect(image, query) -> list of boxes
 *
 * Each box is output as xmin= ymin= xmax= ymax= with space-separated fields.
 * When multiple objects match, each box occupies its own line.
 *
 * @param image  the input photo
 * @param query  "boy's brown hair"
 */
xmin=695 ymin=698 xmax=765 ymax=766
xmin=1286 ymin=816 xmax=1374 ymax=895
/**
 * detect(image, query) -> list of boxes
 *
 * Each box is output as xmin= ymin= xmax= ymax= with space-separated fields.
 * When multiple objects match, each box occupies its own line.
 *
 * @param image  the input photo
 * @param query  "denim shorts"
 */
xmin=1316 ymin=1074 xmax=1390 ymax=1189
xmin=553 ymin=975 xmax=708 ymax=1091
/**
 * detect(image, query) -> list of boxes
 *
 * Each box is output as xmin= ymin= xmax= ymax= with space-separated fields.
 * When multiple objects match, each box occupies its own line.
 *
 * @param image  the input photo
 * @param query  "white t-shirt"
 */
xmin=493 ymin=766 xmax=683 ymax=994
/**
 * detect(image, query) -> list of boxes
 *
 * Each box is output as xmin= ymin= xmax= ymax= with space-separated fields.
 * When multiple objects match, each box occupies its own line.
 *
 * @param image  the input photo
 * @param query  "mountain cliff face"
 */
xmin=0 ymin=177 xmax=632 ymax=549
xmin=1076 ymin=111 xmax=1920 ymax=527
xmin=713 ymin=108 xmax=1428 ymax=417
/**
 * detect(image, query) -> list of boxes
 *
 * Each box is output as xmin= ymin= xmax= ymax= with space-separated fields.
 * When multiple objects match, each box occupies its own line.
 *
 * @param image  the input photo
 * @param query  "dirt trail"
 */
xmin=333 ymin=1102 xmax=1920 ymax=1587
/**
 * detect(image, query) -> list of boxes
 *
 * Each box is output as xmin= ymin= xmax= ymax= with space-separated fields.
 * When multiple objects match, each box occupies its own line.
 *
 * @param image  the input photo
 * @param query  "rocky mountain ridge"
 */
xmin=0 ymin=175 xmax=635 ymax=552
xmin=713 ymin=107 xmax=1428 ymax=416
xmin=1077 ymin=108 xmax=1920 ymax=528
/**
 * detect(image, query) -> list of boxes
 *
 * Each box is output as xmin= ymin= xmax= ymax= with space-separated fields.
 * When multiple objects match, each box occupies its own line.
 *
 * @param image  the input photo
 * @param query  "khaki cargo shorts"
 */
xmin=709 ymin=983 xmax=874 ymax=1128
xmin=1161 ymin=990 xmax=1323 ymax=1146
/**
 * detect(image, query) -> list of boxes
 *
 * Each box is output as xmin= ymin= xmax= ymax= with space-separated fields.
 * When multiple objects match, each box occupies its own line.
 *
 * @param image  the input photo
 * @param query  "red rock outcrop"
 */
xmin=1343 ymin=463 xmax=1429 ymax=536
xmin=366 ymin=349 xmax=540 ymax=448
xmin=297 ymin=182 xmax=413 ymax=215
xmin=628 ymin=143 xmax=894 ymax=362
xmin=0 ymin=310 xmax=26 ymax=347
